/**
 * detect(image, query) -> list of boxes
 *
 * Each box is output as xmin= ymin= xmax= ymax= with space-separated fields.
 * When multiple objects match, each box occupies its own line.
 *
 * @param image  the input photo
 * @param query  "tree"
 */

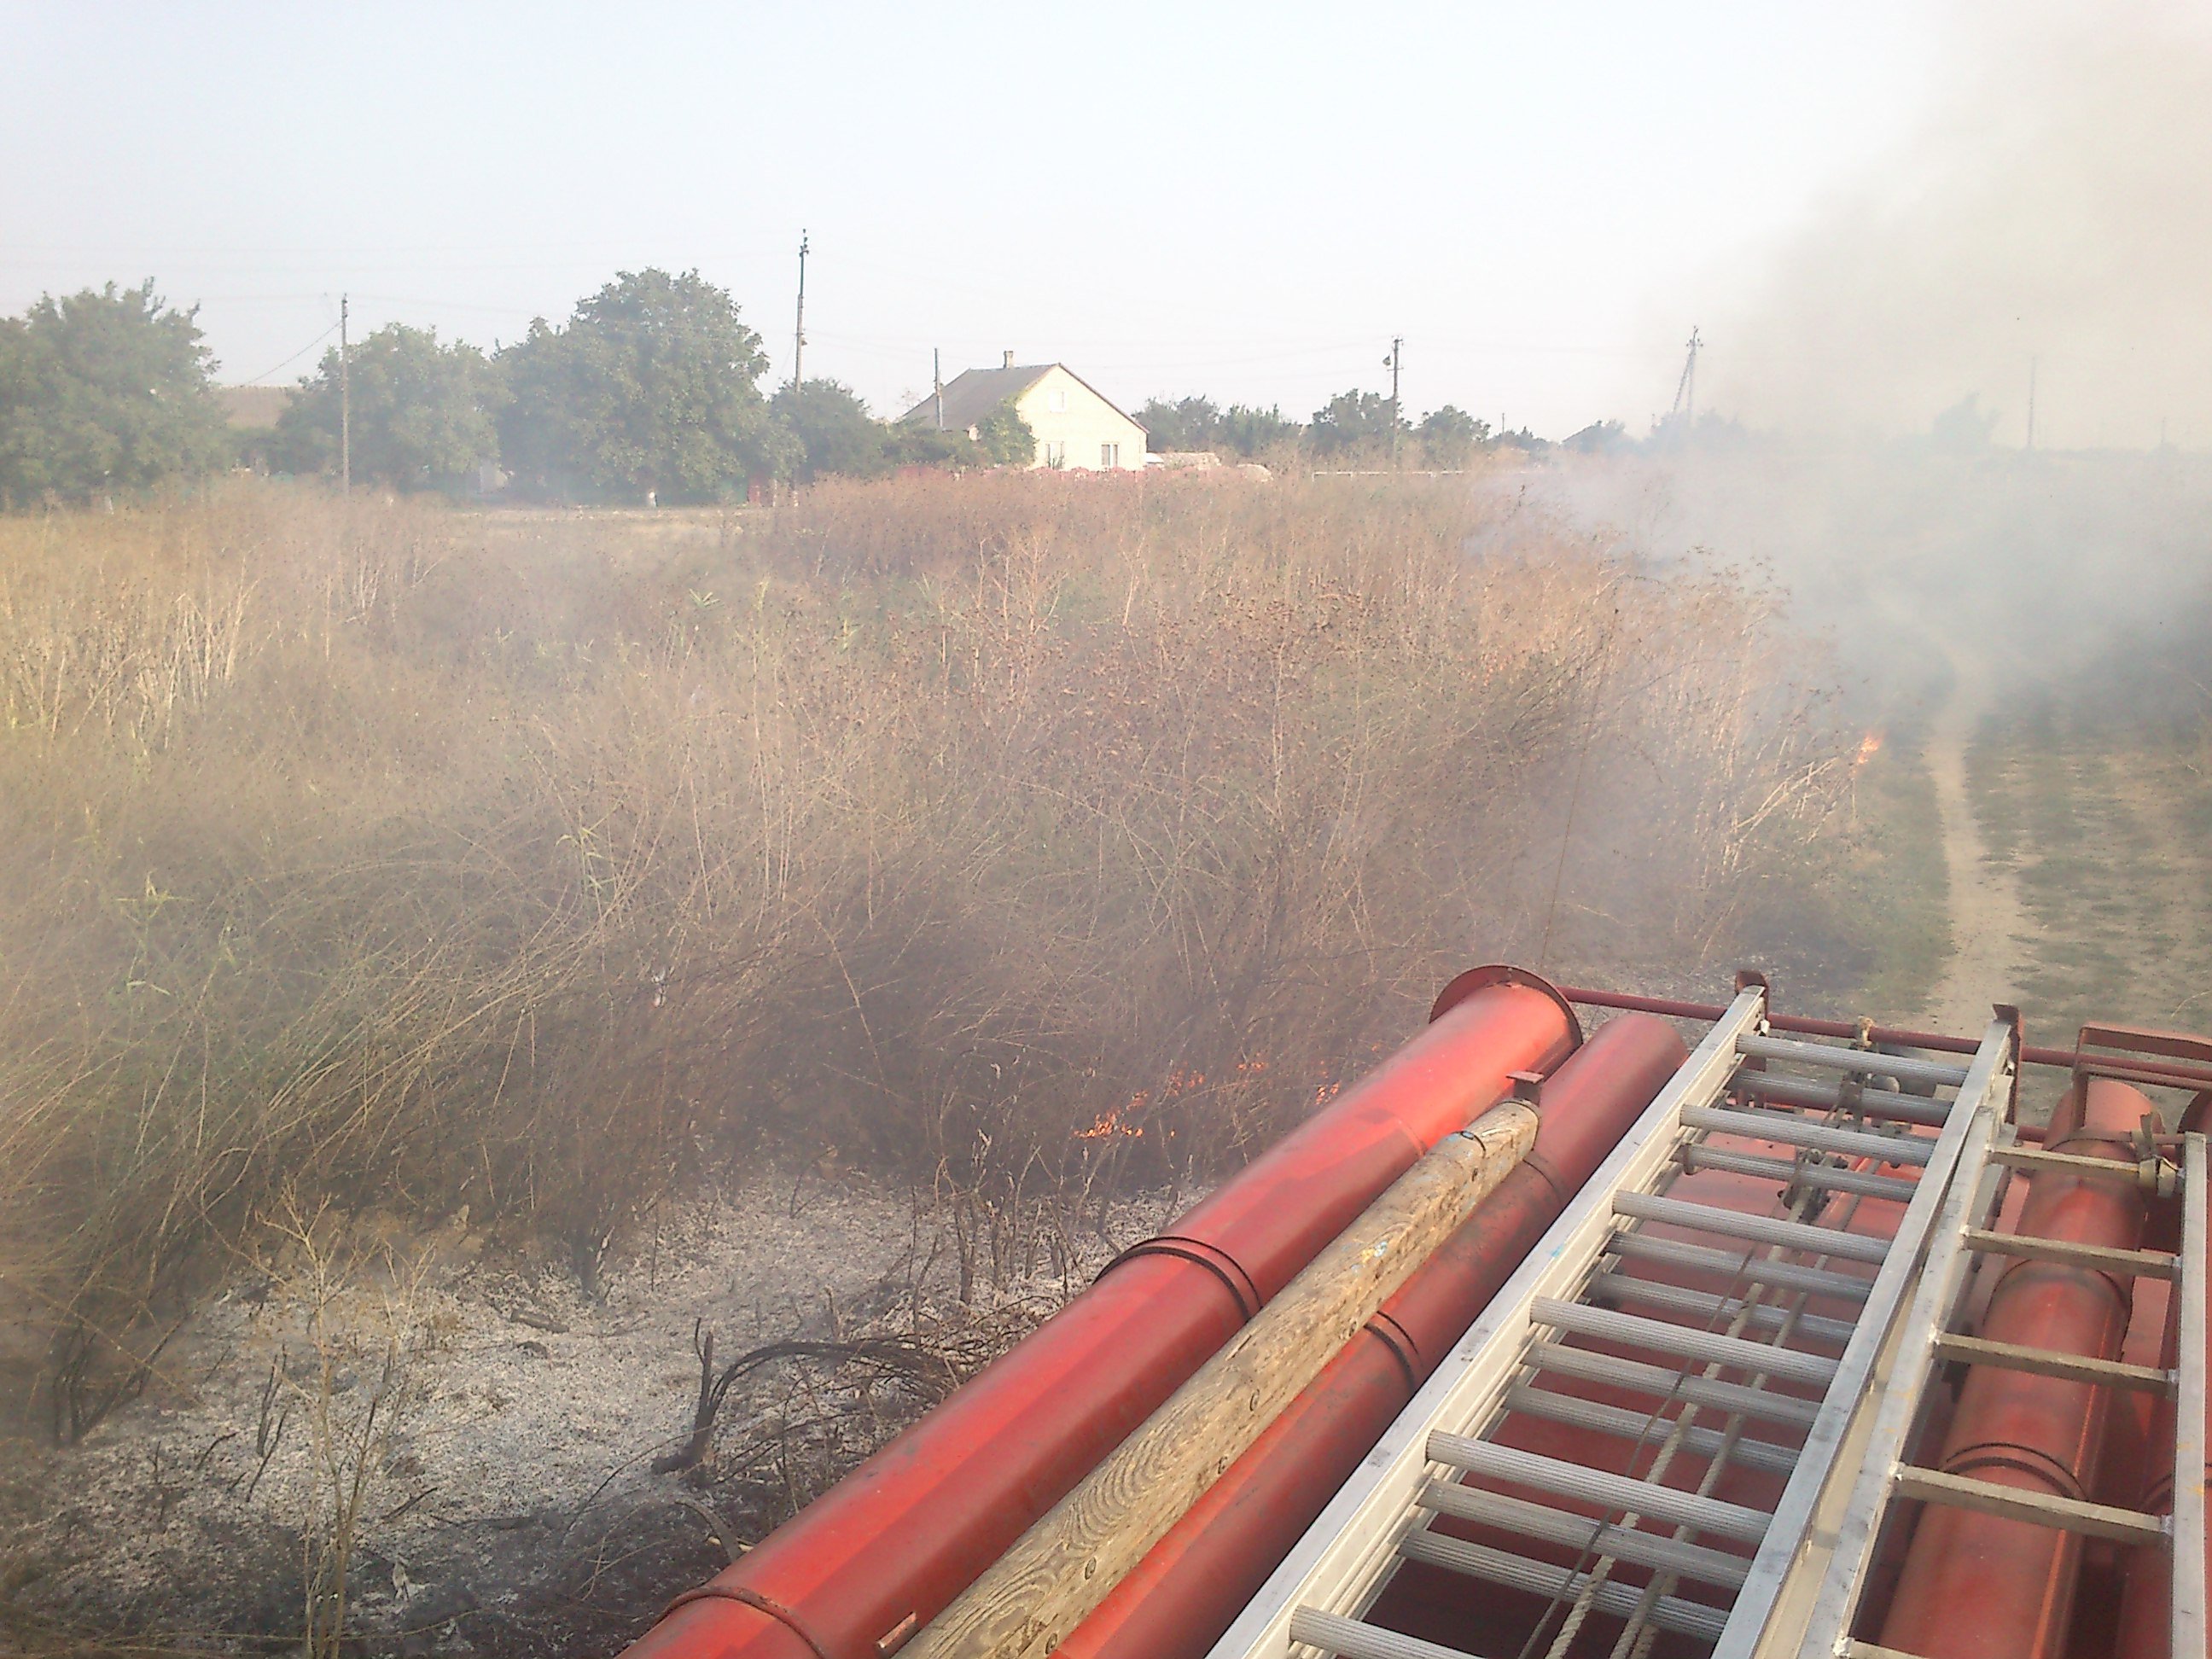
xmin=277 ymin=323 xmax=506 ymax=489
xmin=1563 ymin=419 xmax=1628 ymax=455
xmin=1308 ymin=389 xmax=1406 ymax=456
xmin=1417 ymin=405 xmax=1489 ymax=466
xmin=974 ymin=401 xmax=1036 ymax=468
xmin=0 ymin=282 xmax=230 ymax=505
xmin=1136 ymin=396 xmax=1297 ymax=457
xmin=1138 ymin=395 xmax=1221 ymax=451
xmin=498 ymin=269 xmax=778 ymax=502
xmin=1217 ymin=404 xmax=1300 ymax=457
xmin=883 ymin=423 xmax=985 ymax=470
xmin=770 ymin=378 xmax=893 ymax=481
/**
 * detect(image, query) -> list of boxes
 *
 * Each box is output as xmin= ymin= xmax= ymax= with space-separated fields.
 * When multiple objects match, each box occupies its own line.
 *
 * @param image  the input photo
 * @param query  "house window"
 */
xmin=1045 ymin=441 xmax=1066 ymax=468
xmin=1048 ymin=387 xmax=1068 ymax=413
xmin=1100 ymin=442 xmax=1120 ymax=469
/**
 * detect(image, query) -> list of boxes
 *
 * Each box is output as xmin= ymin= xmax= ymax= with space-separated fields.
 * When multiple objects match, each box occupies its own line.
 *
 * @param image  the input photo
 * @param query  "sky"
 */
xmin=2 ymin=2 xmax=2192 ymax=443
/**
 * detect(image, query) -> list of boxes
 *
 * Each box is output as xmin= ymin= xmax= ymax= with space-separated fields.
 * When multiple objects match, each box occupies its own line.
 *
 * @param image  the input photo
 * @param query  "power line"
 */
xmin=234 ymin=317 xmax=343 ymax=385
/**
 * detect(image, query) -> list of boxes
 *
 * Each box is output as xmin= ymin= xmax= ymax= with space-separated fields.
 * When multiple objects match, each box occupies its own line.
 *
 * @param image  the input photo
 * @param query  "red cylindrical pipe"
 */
xmin=1052 ymin=1012 xmax=1689 ymax=1659
xmin=622 ymin=967 xmax=1580 ymax=1659
xmin=1877 ymin=1077 xmax=2155 ymax=1659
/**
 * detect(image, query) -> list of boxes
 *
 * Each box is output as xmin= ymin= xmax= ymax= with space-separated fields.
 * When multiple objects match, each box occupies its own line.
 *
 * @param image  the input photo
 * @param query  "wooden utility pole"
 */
xmin=933 ymin=346 xmax=944 ymax=431
xmin=339 ymin=294 xmax=351 ymax=496
xmin=792 ymin=230 xmax=809 ymax=403
xmin=1385 ymin=336 xmax=1403 ymax=460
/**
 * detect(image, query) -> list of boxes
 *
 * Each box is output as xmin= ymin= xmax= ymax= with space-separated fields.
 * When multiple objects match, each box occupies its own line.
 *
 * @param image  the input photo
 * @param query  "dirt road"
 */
xmin=1922 ymin=669 xmax=2031 ymax=1035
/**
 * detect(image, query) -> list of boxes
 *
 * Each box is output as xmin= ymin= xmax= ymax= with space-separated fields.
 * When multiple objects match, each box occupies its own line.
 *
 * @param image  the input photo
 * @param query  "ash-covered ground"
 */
xmin=2 ymin=1168 xmax=1180 ymax=1656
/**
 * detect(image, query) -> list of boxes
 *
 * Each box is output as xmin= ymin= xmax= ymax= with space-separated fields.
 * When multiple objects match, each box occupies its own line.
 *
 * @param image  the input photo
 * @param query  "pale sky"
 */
xmin=2 ymin=3 xmax=1960 ymax=435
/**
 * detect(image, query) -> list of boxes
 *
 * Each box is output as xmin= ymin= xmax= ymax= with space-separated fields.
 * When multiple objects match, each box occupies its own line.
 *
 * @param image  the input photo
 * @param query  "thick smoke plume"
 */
xmin=1704 ymin=1 xmax=2212 ymax=451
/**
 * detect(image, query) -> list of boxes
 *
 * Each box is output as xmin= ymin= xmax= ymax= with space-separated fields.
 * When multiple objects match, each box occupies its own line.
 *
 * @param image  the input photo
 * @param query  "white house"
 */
xmin=900 ymin=354 xmax=1147 ymax=471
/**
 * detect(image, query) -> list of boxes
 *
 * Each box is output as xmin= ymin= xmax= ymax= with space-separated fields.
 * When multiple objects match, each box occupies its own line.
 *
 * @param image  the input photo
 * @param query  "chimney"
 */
xmin=1003 ymin=350 xmax=1015 ymax=369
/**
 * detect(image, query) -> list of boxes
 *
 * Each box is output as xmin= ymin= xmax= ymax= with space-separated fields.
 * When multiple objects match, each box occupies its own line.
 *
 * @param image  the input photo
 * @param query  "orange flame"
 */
xmin=1852 ymin=730 xmax=1885 ymax=774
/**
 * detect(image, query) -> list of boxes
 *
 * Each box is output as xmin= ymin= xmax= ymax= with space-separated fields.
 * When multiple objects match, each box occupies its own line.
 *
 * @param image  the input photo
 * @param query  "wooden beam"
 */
xmin=1962 ymin=1226 xmax=2175 ymax=1279
xmin=1893 ymin=1465 xmax=2168 ymax=1545
xmin=1934 ymin=1332 xmax=2175 ymax=1395
xmin=901 ymin=1100 xmax=1541 ymax=1659
xmin=1990 ymin=1144 xmax=2154 ymax=1186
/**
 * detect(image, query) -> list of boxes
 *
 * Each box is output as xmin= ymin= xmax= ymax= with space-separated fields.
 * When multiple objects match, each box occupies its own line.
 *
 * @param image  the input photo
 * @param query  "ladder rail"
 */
xmin=1712 ymin=1016 xmax=2017 ymax=1659
xmin=2174 ymin=1131 xmax=2206 ymax=1659
xmin=1201 ymin=986 xmax=1770 ymax=1659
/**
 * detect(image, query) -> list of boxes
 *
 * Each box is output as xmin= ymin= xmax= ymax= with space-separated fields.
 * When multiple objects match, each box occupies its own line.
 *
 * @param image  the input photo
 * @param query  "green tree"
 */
xmin=974 ymin=401 xmax=1036 ymax=468
xmin=1217 ymin=404 xmax=1300 ymax=456
xmin=1308 ymin=389 xmax=1406 ymax=456
xmin=498 ymin=269 xmax=778 ymax=502
xmin=1138 ymin=395 xmax=1221 ymax=451
xmin=278 ymin=323 xmax=507 ymax=489
xmin=0 ymin=282 xmax=230 ymax=506
xmin=1417 ymin=405 xmax=1488 ymax=466
xmin=883 ymin=423 xmax=985 ymax=470
xmin=1563 ymin=419 xmax=1628 ymax=455
xmin=770 ymin=378 xmax=893 ymax=481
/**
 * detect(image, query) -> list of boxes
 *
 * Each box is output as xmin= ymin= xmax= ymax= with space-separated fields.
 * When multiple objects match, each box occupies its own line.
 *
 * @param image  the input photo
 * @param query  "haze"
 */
xmin=2 ymin=0 xmax=1947 ymax=435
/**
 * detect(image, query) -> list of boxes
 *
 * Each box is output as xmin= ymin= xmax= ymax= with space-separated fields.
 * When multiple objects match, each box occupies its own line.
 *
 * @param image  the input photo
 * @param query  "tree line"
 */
xmin=0 ymin=271 xmax=1619 ymax=509
xmin=0 ymin=272 xmax=1033 ymax=508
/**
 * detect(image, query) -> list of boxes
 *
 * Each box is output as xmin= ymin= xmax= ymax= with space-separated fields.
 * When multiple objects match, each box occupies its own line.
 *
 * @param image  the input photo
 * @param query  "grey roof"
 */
xmin=899 ymin=364 xmax=1055 ymax=431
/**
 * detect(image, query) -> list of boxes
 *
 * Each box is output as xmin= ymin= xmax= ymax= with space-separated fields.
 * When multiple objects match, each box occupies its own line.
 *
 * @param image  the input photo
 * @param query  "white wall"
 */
xmin=1013 ymin=366 xmax=1147 ymax=470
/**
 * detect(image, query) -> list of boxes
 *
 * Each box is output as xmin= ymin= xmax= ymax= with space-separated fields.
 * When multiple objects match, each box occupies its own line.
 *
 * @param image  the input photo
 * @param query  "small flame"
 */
xmin=1076 ymin=1104 xmax=1144 ymax=1140
xmin=1852 ymin=730 xmax=1885 ymax=773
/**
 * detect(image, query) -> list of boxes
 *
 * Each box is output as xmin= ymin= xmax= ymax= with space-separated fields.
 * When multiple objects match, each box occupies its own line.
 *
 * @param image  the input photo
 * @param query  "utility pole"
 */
xmin=792 ymin=230 xmax=809 ymax=403
xmin=2026 ymin=356 xmax=2039 ymax=451
xmin=1670 ymin=326 xmax=1703 ymax=425
xmin=933 ymin=347 xmax=944 ymax=431
xmin=1384 ymin=337 xmax=1403 ymax=461
xmin=339 ymin=294 xmax=351 ymax=497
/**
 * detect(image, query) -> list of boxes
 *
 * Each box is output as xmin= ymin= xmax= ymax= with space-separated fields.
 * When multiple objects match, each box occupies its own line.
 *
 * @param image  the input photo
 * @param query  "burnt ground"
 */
xmin=0 ymin=1170 xmax=1178 ymax=1656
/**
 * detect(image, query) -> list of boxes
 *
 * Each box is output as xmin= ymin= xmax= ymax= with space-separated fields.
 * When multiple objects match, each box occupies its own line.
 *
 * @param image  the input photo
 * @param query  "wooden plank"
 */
xmin=1962 ymin=1226 xmax=2175 ymax=1279
xmin=1934 ymin=1332 xmax=2175 ymax=1395
xmin=902 ymin=1099 xmax=1540 ymax=1659
xmin=1843 ymin=1644 xmax=1931 ymax=1659
xmin=1892 ymin=1465 xmax=2168 ymax=1545
xmin=1990 ymin=1144 xmax=2153 ymax=1186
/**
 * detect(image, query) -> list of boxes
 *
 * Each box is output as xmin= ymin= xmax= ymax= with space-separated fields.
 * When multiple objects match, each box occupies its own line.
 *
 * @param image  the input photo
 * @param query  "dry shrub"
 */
xmin=0 ymin=473 xmax=1848 ymax=1431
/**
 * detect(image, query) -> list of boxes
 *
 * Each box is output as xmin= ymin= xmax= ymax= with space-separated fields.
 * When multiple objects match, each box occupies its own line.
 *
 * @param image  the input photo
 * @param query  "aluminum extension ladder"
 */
xmin=1203 ymin=985 xmax=2209 ymax=1659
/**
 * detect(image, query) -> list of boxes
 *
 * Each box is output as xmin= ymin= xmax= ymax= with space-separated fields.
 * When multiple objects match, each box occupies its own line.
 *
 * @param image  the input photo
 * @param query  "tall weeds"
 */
xmin=0 ymin=474 xmax=1849 ymax=1433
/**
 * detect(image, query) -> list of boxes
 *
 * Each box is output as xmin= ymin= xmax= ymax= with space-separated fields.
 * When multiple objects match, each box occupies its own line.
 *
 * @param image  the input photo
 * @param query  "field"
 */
xmin=0 ymin=470 xmax=1867 ymax=1650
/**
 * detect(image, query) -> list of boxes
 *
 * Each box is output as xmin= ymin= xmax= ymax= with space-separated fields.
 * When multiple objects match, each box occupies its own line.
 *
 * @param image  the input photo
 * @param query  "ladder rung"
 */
xmin=1737 ymin=1033 xmax=1970 ymax=1090
xmin=1934 ymin=1332 xmax=2177 ymax=1395
xmin=1963 ymin=1226 xmax=2177 ymax=1279
xmin=1615 ymin=1191 xmax=1894 ymax=1265
xmin=1589 ymin=1269 xmax=1860 ymax=1347
xmin=1425 ymin=1431 xmax=1774 ymax=1543
xmin=1287 ymin=1608 xmax=1481 ymax=1659
xmin=1893 ymin=1465 xmax=2169 ymax=1545
xmin=1683 ymin=1142 xmax=1921 ymax=1203
xmin=1394 ymin=1532 xmax=1729 ymax=1642
xmin=1735 ymin=1070 xmax=1950 ymax=1126
xmin=1684 ymin=1103 xmax=1936 ymax=1167
xmin=1534 ymin=1298 xmax=1840 ymax=1387
xmin=1529 ymin=1340 xmax=1823 ymax=1429
xmin=1417 ymin=1478 xmax=1756 ymax=1586
xmin=1503 ymin=1382 xmax=1799 ymax=1476
xmin=1605 ymin=1232 xmax=1874 ymax=1303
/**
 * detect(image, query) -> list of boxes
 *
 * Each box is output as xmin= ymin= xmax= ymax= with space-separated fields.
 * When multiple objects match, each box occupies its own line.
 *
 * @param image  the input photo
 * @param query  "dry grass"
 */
xmin=0 ymin=471 xmax=1852 ymax=1437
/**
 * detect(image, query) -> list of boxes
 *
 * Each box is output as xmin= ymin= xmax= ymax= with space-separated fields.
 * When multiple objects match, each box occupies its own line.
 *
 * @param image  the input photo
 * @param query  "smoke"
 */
xmin=1703 ymin=1 xmax=2212 ymax=451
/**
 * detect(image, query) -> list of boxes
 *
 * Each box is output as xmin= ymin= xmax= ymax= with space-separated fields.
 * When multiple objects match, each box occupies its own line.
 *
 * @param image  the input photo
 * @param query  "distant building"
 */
xmin=216 ymin=386 xmax=293 ymax=429
xmin=900 ymin=354 xmax=1146 ymax=471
